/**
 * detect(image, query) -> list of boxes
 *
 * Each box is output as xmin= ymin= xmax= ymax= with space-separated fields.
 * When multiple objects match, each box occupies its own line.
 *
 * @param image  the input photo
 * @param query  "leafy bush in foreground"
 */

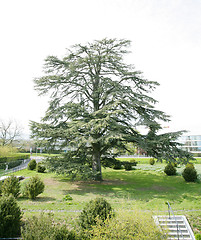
xmin=84 ymin=210 xmax=167 ymax=240
xmin=1 ymin=175 xmax=20 ymax=198
xmin=0 ymin=194 xmax=22 ymax=238
xmin=78 ymin=197 xmax=114 ymax=229
xmin=164 ymin=163 xmax=177 ymax=176
xmin=22 ymin=176 xmax=45 ymax=199
xmin=21 ymin=213 xmax=77 ymax=240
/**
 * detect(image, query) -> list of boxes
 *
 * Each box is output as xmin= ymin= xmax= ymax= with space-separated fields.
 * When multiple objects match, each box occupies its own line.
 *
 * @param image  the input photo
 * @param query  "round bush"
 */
xmin=186 ymin=163 xmax=195 ymax=169
xmin=149 ymin=158 xmax=155 ymax=165
xmin=124 ymin=162 xmax=132 ymax=171
xmin=1 ymin=175 xmax=20 ymax=198
xmin=0 ymin=194 xmax=22 ymax=238
xmin=195 ymin=233 xmax=201 ymax=240
xmin=36 ymin=163 xmax=46 ymax=173
xmin=130 ymin=159 xmax=138 ymax=166
xmin=23 ymin=176 xmax=45 ymax=199
xmin=79 ymin=197 xmax=114 ymax=229
xmin=164 ymin=163 xmax=177 ymax=176
xmin=113 ymin=161 xmax=122 ymax=170
xmin=182 ymin=166 xmax=197 ymax=182
xmin=27 ymin=159 xmax=37 ymax=170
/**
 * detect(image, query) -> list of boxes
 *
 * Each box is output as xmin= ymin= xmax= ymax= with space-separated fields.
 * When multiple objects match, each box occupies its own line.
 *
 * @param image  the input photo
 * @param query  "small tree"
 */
xmin=182 ymin=166 xmax=197 ymax=182
xmin=1 ymin=175 xmax=20 ymax=198
xmin=79 ymin=197 xmax=114 ymax=229
xmin=22 ymin=176 xmax=45 ymax=199
xmin=164 ymin=163 xmax=177 ymax=176
xmin=0 ymin=194 xmax=22 ymax=238
xmin=27 ymin=159 xmax=37 ymax=170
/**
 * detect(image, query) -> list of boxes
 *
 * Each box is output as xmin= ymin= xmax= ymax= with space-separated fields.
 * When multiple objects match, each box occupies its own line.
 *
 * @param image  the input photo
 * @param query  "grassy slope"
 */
xmin=14 ymin=161 xmax=201 ymax=233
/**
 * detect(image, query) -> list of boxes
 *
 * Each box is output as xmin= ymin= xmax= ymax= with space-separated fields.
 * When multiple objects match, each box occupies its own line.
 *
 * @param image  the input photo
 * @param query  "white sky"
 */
xmin=1 ymin=0 xmax=201 ymax=137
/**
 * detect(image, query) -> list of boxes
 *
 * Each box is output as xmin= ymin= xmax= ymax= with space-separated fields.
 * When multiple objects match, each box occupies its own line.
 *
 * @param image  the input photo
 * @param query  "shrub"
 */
xmin=27 ymin=159 xmax=37 ymax=170
xmin=149 ymin=158 xmax=155 ymax=165
xmin=171 ymin=162 xmax=177 ymax=168
xmin=1 ymin=175 xmax=20 ymax=198
xmin=36 ymin=163 xmax=46 ymax=173
xmin=130 ymin=159 xmax=138 ymax=166
xmin=21 ymin=213 xmax=77 ymax=240
xmin=123 ymin=162 xmax=132 ymax=171
xmin=63 ymin=194 xmax=73 ymax=201
xmin=0 ymin=194 xmax=22 ymax=238
xmin=84 ymin=210 xmax=167 ymax=240
xmin=195 ymin=233 xmax=201 ymax=240
xmin=182 ymin=166 xmax=197 ymax=182
xmin=186 ymin=163 xmax=195 ymax=169
xmin=112 ymin=160 xmax=122 ymax=169
xmin=78 ymin=197 xmax=114 ymax=229
xmin=164 ymin=163 xmax=177 ymax=176
xmin=22 ymin=176 xmax=45 ymax=199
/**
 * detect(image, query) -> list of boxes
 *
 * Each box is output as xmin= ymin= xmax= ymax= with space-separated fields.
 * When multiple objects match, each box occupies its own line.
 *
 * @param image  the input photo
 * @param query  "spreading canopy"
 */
xmin=31 ymin=38 xmax=193 ymax=180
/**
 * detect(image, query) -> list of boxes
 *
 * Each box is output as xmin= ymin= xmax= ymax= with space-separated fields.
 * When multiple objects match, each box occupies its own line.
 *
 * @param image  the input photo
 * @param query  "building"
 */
xmin=178 ymin=135 xmax=201 ymax=153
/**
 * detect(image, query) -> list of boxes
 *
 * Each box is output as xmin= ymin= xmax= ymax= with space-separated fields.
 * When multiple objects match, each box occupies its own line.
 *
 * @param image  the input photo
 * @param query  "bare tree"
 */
xmin=0 ymin=119 xmax=22 ymax=146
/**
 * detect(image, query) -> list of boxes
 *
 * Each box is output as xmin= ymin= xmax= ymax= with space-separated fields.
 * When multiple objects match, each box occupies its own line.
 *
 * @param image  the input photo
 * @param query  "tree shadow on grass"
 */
xmin=58 ymin=170 xmax=201 ymax=209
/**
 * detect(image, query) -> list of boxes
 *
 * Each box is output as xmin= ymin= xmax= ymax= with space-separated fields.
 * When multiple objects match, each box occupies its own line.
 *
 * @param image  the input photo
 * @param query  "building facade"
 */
xmin=178 ymin=135 xmax=201 ymax=153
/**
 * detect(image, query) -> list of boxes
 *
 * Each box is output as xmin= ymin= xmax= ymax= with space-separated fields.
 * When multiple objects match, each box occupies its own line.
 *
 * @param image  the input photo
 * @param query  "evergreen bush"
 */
xmin=123 ymin=162 xmax=132 ymax=171
xmin=27 ymin=159 xmax=37 ymax=170
xmin=130 ymin=159 xmax=138 ymax=166
xmin=21 ymin=213 xmax=77 ymax=240
xmin=22 ymin=176 xmax=45 ymax=199
xmin=182 ymin=166 xmax=198 ymax=182
xmin=112 ymin=160 xmax=122 ymax=169
xmin=1 ymin=175 xmax=20 ymax=198
xmin=195 ymin=233 xmax=201 ymax=240
xmin=0 ymin=194 xmax=22 ymax=238
xmin=78 ymin=197 xmax=114 ymax=229
xmin=149 ymin=158 xmax=155 ymax=165
xmin=36 ymin=163 xmax=46 ymax=173
xmin=185 ymin=163 xmax=195 ymax=169
xmin=164 ymin=163 xmax=177 ymax=176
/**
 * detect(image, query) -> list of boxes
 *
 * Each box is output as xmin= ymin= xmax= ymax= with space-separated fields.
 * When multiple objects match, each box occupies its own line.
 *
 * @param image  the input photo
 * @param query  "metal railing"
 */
xmin=166 ymin=201 xmax=185 ymax=240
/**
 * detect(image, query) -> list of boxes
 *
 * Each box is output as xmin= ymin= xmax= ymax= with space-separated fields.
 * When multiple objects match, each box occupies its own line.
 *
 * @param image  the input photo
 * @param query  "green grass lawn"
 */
xmin=10 ymin=161 xmax=201 ymax=234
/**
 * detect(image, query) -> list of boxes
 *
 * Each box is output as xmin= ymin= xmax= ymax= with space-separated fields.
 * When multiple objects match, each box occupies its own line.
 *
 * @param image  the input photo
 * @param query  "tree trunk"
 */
xmin=92 ymin=144 xmax=102 ymax=181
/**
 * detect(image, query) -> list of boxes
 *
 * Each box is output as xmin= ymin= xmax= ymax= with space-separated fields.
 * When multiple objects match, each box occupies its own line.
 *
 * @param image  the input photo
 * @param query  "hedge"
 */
xmin=0 ymin=154 xmax=30 ymax=163
xmin=0 ymin=154 xmax=30 ymax=169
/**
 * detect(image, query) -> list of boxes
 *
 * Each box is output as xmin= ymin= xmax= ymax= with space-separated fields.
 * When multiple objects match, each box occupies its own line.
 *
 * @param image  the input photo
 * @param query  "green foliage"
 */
xmin=63 ymin=194 xmax=73 ymax=201
xmin=22 ymin=176 xmax=45 ymax=199
xmin=123 ymin=162 xmax=132 ymax=171
xmin=0 ymin=145 xmax=18 ymax=156
xmin=45 ymin=151 xmax=98 ymax=180
xmin=28 ymin=159 xmax=37 ymax=170
xmin=195 ymin=233 xmax=201 ymax=240
xmin=1 ymin=175 xmax=20 ymax=198
xmin=30 ymin=38 xmax=194 ymax=181
xmin=21 ymin=213 xmax=77 ymax=240
xmin=149 ymin=158 xmax=155 ymax=165
xmin=164 ymin=163 xmax=177 ymax=176
xmin=36 ymin=162 xmax=46 ymax=173
xmin=182 ymin=166 xmax=198 ymax=182
xmin=84 ymin=210 xmax=167 ymax=240
xmin=78 ymin=197 xmax=114 ymax=229
xmin=129 ymin=158 xmax=138 ymax=166
xmin=186 ymin=163 xmax=195 ymax=169
xmin=0 ymin=194 xmax=22 ymax=238
xmin=112 ymin=161 xmax=123 ymax=170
